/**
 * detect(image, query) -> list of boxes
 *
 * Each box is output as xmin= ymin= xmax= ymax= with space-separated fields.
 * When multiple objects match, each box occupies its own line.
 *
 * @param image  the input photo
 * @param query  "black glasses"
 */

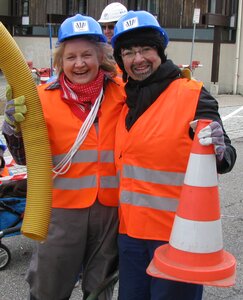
xmin=101 ymin=24 xmax=115 ymax=30
xmin=121 ymin=46 xmax=156 ymax=60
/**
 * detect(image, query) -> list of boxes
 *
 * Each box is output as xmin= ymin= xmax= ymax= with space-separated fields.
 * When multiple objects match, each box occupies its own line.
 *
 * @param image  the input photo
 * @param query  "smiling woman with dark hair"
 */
xmin=111 ymin=10 xmax=236 ymax=300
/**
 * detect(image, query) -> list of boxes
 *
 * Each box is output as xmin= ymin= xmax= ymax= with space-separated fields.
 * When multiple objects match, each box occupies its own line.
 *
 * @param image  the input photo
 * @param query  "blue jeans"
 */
xmin=118 ymin=234 xmax=203 ymax=300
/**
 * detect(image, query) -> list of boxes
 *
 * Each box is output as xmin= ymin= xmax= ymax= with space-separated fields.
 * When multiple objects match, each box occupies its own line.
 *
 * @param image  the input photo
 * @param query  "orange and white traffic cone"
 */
xmin=147 ymin=119 xmax=236 ymax=287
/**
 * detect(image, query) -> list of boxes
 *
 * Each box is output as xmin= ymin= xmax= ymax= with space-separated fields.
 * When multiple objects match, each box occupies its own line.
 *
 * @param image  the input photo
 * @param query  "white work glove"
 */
xmin=190 ymin=120 xmax=226 ymax=161
xmin=2 ymin=85 xmax=26 ymax=135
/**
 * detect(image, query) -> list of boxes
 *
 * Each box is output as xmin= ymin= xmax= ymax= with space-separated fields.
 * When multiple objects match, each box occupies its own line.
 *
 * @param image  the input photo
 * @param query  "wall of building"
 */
xmin=14 ymin=36 xmax=58 ymax=70
xmin=167 ymin=41 xmax=236 ymax=94
xmin=239 ymin=40 xmax=243 ymax=95
xmin=236 ymin=4 xmax=243 ymax=95
xmin=13 ymin=36 xmax=240 ymax=95
xmin=0 ymin=1 xmax=9 ymax=14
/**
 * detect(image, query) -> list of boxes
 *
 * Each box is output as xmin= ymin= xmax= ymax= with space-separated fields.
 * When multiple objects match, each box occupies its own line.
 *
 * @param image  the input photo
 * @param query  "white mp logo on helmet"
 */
xmin=72 ymin=20 xmax=89 ymax=33
xmin=123 ymin=17 xmax=139 ymax=31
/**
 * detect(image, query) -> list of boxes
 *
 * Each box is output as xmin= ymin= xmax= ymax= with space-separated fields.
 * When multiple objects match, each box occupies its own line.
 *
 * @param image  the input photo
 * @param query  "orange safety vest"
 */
xmin=115 ymin=78 xmax=203 ymax=241
xmin=38 ymin=77 xmax=125 ymax=209
xmin=1 ymin=166 xmax=10 ymax=177
xmin=116 ymin=64 xmax=123 ymax=79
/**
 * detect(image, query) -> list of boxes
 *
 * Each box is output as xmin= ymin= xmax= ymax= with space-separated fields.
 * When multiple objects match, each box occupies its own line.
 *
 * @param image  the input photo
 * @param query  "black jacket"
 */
xmin=124 ymin=60 xmax=236 ymax=174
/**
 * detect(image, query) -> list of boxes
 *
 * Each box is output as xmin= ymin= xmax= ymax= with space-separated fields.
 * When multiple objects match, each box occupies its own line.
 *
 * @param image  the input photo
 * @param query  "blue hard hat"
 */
xmin=111 ymin=10 xmax=169 ymax=48
xmin=58 ymin=14 xmax=107 ymax=43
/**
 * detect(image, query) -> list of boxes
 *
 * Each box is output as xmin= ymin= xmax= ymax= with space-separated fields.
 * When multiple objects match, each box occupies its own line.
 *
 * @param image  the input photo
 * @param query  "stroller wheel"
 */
xmin=0 ymin=243 xmax=11 ymax=270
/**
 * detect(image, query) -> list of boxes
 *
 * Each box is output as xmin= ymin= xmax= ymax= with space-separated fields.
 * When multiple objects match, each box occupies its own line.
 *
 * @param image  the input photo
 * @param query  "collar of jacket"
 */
xmin=45 ymin=74 xmax=118 ymax=91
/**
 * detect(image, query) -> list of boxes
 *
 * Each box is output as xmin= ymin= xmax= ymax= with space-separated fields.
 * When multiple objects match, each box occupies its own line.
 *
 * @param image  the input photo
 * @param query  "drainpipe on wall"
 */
xmin=233 ymin=0 xmax=242 ymax=95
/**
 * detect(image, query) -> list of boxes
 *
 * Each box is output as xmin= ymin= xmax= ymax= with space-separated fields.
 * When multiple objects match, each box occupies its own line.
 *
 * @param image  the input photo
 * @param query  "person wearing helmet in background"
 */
xmin=111 ymin=10 xmax=236 ymax=300
xmin=98 ymin=3 xmax=127 ymax=77
xmin=98 ymin=2 xmax=127 ymax=44
xmin=2 ymin=14 xmax=126 ymax=300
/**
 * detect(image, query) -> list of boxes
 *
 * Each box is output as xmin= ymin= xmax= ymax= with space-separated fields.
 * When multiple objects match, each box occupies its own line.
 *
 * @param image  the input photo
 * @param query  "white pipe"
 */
xmin=233 ymin=0 xmax=243 ymax=94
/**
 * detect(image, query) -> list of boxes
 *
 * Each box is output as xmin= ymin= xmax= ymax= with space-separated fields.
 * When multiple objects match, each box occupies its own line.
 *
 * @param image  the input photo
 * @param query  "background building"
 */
xmin=0 ymin=0 xmax=243 ymax=94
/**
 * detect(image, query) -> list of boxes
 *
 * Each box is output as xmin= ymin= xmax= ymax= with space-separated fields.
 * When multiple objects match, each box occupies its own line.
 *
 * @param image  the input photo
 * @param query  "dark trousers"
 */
xmin=118 ymin=234 xmax=203 ymax=300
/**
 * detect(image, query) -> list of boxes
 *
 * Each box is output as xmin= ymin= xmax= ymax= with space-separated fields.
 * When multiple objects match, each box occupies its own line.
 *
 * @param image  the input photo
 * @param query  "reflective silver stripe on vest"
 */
xmin=100 ymin=150 xmax=114 ymax=163
xmin=54 ymin=175 xmax=97 ymax=190
xmin=100 ymin=175 xmax=119 ymax=188
xmin=121 ymin=190 xmax=178 ymax=212
xmin=123 ymin=165 xmax=185 ymax=186
xmin=52 ymin=150 xmax=98 ymax=166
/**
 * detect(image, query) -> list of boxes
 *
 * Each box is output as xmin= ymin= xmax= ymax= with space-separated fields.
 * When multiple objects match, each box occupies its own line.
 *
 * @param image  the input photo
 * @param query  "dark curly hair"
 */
xmin=113 ymin=28 xmax=167 ymax=82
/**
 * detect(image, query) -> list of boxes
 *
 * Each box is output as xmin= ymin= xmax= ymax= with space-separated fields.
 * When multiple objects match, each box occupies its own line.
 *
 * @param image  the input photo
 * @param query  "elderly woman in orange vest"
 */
xmin=2 ymin=14 xmax=125 ymax=300
xmin=111 ymin=10 xmax=236 ymax=300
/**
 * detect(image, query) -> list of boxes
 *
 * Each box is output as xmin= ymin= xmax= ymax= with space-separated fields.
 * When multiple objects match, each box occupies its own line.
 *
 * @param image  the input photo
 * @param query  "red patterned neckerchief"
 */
xmin=59 ymin=70 xmax=104 ymax=121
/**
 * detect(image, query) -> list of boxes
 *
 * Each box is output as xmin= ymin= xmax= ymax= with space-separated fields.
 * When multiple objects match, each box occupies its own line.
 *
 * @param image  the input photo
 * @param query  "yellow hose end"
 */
xmin=0 ymin=22 xmax=53 ymax=241
xmin=181 ymin=68 xmax=192 ymax=80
